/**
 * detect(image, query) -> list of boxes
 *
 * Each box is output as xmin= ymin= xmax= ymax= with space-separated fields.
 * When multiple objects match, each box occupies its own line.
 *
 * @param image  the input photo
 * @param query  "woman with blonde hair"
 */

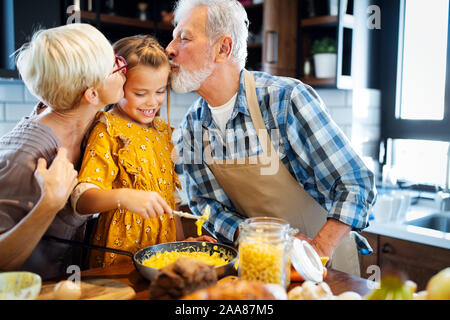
xmin=0 ymin=23 xmax=127 ymax=280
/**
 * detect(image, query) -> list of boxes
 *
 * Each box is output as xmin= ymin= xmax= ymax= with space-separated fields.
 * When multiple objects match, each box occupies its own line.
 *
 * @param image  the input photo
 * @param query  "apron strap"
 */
xmin=243 ymin=69 xmax=276 ymax=159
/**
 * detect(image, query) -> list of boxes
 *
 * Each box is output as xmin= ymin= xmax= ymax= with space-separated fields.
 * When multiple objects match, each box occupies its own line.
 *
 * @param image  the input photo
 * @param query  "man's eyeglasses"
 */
xmin=112 ymin=55 xmax=128 ymax=75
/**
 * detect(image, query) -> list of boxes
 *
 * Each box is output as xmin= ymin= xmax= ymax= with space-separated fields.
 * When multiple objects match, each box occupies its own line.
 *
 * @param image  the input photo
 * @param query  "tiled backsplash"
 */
xmin=0 ymin=78 xmax=381 ymax=174
xmin=0 ymin=78 xmax=200 ymax=137
xmin=0 ymin=79 xmax=39 ymax=137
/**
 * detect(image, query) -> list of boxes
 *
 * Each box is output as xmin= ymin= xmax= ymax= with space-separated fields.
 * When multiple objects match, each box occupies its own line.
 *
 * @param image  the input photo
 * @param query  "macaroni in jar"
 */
xmin=238 ymin=217 xmax=294 ymax=288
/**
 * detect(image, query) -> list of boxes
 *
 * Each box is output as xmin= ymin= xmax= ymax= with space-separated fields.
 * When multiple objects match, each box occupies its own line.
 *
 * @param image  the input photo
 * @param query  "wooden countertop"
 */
xmin=44 ymin=262 xmax=373 ymax=300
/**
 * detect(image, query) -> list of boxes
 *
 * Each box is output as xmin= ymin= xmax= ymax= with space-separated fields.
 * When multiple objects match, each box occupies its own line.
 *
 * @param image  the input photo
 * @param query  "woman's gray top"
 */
xmin=0 ymin=118 xmax=88 ymax=280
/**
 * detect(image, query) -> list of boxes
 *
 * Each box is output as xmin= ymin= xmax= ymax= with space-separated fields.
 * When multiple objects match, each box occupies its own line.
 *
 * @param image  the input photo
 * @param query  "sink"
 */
xmin=404 ymin=213 xmax=450 ymax=233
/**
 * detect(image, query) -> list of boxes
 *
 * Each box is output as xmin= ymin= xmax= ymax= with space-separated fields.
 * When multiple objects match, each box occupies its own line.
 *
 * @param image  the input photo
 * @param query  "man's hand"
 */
xmin=294 ymin=219 xmax=352 ymax=267
xmin=295 ymin=233 xmax=332 ymax=259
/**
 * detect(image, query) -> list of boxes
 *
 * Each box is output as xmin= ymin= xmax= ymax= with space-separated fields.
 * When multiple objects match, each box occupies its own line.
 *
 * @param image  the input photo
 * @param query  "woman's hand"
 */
xmin=183 ymin=235 xmax=217 ymax=243
xmin=34 ymin=148 xmax=78 ymax=212
xmin=119 ymin=189 xmax=172 ymax=219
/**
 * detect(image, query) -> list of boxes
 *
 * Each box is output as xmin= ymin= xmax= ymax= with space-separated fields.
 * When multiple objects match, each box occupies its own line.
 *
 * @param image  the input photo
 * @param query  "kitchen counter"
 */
xmin=179 ymin=179 xmax=450 ymax=250
xmin=41 ymin=262 xmax=373 ymax=300
xmin=365 ymin=199 xmax=450 ymax=250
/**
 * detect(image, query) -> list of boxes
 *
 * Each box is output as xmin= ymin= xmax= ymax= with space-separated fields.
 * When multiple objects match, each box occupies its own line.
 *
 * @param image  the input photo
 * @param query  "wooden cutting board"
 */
xmin=37 ymin=278 xmax=136 ymax=300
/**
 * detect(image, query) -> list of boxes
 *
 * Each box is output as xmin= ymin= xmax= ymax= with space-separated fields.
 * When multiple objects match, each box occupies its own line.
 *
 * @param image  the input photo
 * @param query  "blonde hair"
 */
xmin=113 ymin=35 xmax=171 ymax=125
xmin=113 ymin=35 xmax=170 ymax=71
xmin=15 ymin=23 xmax=115 ymax=112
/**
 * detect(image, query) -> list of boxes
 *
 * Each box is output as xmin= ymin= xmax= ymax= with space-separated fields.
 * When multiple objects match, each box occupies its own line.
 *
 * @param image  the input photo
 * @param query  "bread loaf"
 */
xmin=182 ymin=279 xmax=277 ymax=300
xmin=149 ymin=257 xmax=217 ymax=300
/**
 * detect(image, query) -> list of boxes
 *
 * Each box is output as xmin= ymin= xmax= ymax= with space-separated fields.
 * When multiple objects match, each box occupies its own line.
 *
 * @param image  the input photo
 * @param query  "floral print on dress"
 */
xmin=77 ymin=111 xmax=180 ymax=268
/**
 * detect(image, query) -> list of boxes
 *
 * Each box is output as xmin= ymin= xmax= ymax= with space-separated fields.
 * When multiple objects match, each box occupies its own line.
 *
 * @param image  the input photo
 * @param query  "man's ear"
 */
xmin=82 ymin=88 xmax=99 ymax=105
xmin=215 ymin=36 xmax=233 ymax=63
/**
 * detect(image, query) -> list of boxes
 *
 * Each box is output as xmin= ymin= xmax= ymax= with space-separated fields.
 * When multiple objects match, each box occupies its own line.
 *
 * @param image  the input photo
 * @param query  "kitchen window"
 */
xmin=381 ymin=0 xmax=450 ymax=189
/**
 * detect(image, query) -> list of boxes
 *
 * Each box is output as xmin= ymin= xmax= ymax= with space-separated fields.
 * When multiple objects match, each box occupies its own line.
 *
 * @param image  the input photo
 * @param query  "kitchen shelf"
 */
xmin=298 ymin=0 xmax=354 ymax=89
xmin=301 ymin=14 xmax=354 ymax=29
xmin=301 ymin=77 xmax=336 ymax=86
xmin=247 ymin=42 xmax=263 ymax=49
xmin=243 ymin=3 xmax=264 ymax=10
xmin=301 ymin=15 xmax=338 ymax=27
xmin=80 ymin=10 xmax=173 ymax=31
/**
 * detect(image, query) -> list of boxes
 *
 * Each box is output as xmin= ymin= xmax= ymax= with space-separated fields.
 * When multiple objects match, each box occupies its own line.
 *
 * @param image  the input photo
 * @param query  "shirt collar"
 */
xmin=200 ymin=69 xmax=251 ymax=129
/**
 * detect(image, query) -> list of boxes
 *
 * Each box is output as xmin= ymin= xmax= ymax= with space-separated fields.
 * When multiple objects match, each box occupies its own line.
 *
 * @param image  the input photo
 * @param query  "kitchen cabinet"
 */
xmin=241 ymin=0 xmax=300 ymax=77
xmin=358 ymin=231 xmax=379 ymax=278
xmin=359 ymin=232 xmax=450 ymax=291
xmin=262 ymin=0 xmax=299 ymax=78
xmin=298 ymin=0 xmax=354 ymax=89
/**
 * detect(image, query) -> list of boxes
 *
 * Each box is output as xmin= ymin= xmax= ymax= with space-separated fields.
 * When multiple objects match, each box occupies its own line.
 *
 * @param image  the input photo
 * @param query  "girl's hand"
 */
xmin=119 ymin=189 xmax=172 ymax=219
xmin=34 ymin=148 xmax=78 ymax=212
xmin=183 ymin=235 xmax=217 ymax=243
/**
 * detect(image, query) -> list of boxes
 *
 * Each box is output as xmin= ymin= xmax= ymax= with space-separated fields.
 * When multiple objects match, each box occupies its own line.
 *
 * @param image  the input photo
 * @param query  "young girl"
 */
xmin=71 ymin=35 xmax=215 ymax=268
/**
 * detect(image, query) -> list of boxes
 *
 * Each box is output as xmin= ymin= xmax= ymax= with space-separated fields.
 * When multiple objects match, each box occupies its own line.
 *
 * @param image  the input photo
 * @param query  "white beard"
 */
xmin=170 ymin=63 xmax=213 ymax=94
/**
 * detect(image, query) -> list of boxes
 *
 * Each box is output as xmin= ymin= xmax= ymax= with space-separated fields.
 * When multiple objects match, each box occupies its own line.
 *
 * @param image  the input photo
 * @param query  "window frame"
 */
xmin=380 ymin=0 xmax=450 ymax=143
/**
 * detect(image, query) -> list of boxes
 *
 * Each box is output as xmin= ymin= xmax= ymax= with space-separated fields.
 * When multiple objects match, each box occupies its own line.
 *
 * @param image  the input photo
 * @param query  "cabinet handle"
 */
xmin=381 ymin=243 xmax=393 ymax=254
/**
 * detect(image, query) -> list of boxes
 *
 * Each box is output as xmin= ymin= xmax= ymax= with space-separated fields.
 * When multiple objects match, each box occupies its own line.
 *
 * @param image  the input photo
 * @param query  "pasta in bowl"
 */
xmin=134 ymin=241 xmax=237 ymax=281
xmin=142 ymin=250 xmax=229 ymax=269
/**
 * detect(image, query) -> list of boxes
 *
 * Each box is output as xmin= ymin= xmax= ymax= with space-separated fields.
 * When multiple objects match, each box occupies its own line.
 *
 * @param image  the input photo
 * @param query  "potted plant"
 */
xmin=311 ymin=37 xmax=337 ymax=78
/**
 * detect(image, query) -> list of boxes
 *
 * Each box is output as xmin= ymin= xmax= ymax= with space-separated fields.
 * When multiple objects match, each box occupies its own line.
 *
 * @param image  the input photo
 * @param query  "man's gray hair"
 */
xmin=173 ymin=0 xmax=249 ymax=70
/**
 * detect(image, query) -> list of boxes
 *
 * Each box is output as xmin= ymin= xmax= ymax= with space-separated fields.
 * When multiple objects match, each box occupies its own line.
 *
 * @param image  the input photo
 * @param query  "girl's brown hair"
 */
xmin=113 ymin=35 xmax=171 ymax=126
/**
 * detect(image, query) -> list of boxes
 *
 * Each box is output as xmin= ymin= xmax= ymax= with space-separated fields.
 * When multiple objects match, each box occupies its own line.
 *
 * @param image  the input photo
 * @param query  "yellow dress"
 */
xmin=77 ymin=111 xmax=180 ymax=268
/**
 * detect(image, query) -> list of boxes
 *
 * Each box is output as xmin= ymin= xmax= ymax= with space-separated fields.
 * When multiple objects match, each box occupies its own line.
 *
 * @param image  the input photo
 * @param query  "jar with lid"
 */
xmin=238 ymin=217 xmax=325 ymax=288
xmin=238 ymin=217 xmax=296 ymax=288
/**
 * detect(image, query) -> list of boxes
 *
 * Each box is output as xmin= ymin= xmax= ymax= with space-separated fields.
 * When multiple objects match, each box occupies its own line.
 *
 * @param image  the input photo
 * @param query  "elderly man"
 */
xmin=167 ymin=0 xmax=376 ymax=275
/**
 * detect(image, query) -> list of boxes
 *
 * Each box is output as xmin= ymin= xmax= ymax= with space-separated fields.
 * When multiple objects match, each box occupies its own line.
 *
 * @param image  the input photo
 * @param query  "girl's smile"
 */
xmin=137 ymin=107 xmax=158 ymax=118
xmin=115 ymin=65 xmax=169 ymax=128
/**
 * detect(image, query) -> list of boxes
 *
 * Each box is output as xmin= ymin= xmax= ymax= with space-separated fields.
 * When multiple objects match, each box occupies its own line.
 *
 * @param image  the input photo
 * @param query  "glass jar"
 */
xmin=238 ymin=217 xmax=297 ymax=288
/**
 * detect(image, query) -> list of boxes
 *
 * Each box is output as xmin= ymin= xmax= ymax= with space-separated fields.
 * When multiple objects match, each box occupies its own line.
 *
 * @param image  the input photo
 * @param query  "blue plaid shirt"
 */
xmin=173 ymin=70 xmax=376 ymax=252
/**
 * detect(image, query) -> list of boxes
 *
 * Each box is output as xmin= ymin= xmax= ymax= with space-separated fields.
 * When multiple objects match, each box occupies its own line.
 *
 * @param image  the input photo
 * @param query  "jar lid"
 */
xmin=290 ymin=238 xmax=323 ymax=283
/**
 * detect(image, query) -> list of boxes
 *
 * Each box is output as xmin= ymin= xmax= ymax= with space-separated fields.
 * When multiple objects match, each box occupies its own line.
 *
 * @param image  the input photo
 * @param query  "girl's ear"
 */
xmin=215 ymin=36 xmax=233 ymax=63
xmin=82 ymin=88 xmax=100 ymax=105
